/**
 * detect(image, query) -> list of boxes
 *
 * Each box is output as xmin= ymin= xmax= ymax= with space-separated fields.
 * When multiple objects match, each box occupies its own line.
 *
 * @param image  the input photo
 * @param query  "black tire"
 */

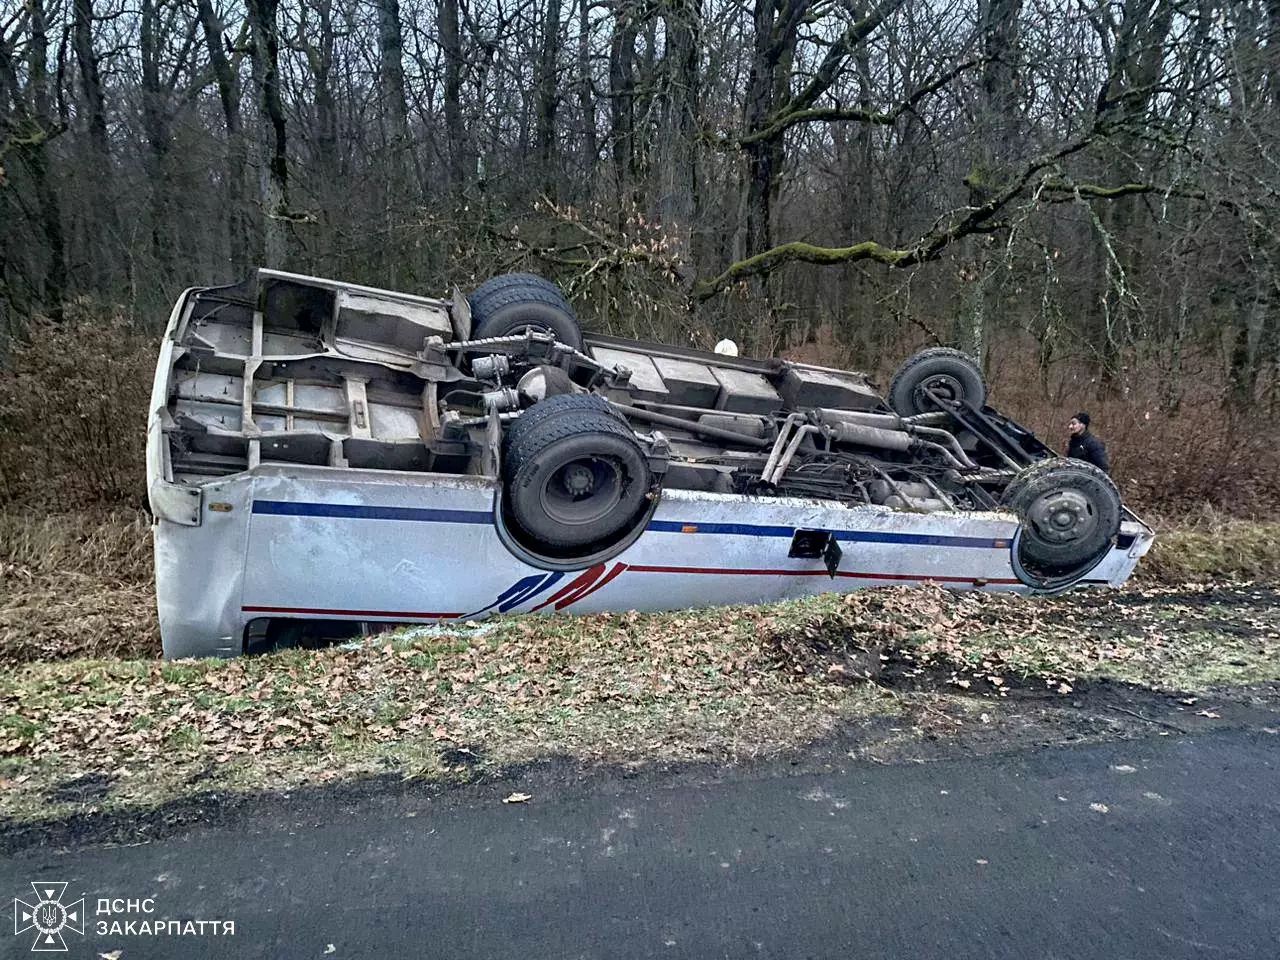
xmin=251 ymin=618 xmax=367 ymax=653
xmin=469 ymin=272 xmax=569 ymax=313
xmin=469 ymin=277 xmax=583 ymax=350
xmin=503 ymin=408 xmax=652 ymax=550
xmin=888 ymin=347 xmax=987 ymax=417
xmin=505 ymin=394 xmax=625 ymax=458
xmin=1003 ymin=458 xmax=1121 ymax=573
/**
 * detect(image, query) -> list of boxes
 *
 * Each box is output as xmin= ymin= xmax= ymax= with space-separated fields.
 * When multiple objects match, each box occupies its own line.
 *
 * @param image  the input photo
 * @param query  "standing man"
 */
xmin=1065 ymin=412 xmax=1109 ymax=473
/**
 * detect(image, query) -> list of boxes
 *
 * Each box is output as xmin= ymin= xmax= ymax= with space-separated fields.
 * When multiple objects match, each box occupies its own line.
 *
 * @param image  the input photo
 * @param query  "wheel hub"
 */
xmin=540 ymin=456 xmax=624 ymax=527
xmin=1028 ymin=489 xmax=1096 ymax=544
xmin=917 ymin=373 xmax=962 ymax=405
xmin=562 ymin=462 xmax=595 ymax=497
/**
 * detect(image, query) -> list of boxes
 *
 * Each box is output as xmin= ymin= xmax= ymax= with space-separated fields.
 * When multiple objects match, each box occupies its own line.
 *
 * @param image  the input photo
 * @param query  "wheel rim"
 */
xmin=539 ymin=455 xmax=626 ymax=526
xmin=915 ymin=372 xmax=964 ymax=407
xmin=505 ymin=322 xmax=553 ymax=338
xmin=1026 ymin=488 xmax=1098 ymax=546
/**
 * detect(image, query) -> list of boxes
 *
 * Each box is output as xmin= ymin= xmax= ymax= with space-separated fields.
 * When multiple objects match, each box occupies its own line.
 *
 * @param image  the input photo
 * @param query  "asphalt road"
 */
xmin=4 ymin=731 xmax=1279 ymax=960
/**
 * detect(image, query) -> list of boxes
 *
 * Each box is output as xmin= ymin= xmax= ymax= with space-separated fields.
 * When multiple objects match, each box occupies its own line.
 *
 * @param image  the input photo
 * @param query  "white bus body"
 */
xmin=148 ymin=272 xmax=1153 ymax=658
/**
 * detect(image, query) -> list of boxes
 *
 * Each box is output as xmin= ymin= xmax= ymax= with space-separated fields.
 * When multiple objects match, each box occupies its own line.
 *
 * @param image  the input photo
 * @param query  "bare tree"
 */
xmin=0 ymin=0 xmax=1276 ymax=415
xmin=956 ymin=0 xmax=1024 ymax=362
xmin=439 ymin=0 xmax=466 ymax=192
xmin=195 ymin=0 xmax=253 ymax=276
xmin=72 ymin=0 xmax=117 ymax=288
xmin=375 ymin=0 xmax=414 ymax=202
xmin=0 ymin=1 xmax=66 ymax=317
xmin=246 ymin=0 xmax=294 ymax=266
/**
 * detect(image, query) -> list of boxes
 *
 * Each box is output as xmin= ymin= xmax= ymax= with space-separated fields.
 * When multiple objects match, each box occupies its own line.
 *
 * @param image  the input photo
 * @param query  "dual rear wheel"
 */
xmin=467 ymin=275 xmax=653 ymax=558
xmin=1003 ymin=458 xmax=1122 ymax=585
xmin=501 ymin=394 xmax=654 ymax=558
xmin=467 ymin=272 xmax=583 ymax=350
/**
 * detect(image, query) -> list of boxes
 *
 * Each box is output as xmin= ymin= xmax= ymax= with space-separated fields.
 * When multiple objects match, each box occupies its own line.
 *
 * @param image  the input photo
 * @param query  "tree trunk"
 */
xmin=608 ymin=6 xmax=638 ymax=204
xmin=956 ymin=0 xmax=1023 ymax=363
xmin=655 ymin=0 xmax=700 ymax=275
xmin=195 ymin=0 xmax=252 ymax=277
xmin=1228 ymin=260 xmax=1270 ymax=406
xmin=246 ymin=0 xmax=293 ymax=267
xmin=302 ymin=0 xmax=341 ymax=274
xmin=375 ymin=0 xmax=414 ymax=203
xmin=1091 ymin=0 xmax=1175 ymax=394
xmin=535 ymin=0 xmax=563 ymax=196
xmin=834 ymin=38 xmax=875 ymax=333
xmin=439 ymin=0 xmax=466 ymax=192
xmin=312 ymin=0 xmax=339 ymax=189
xmin=576 ymin=0 xmax=598 ymax=180
xmin=3 ymin=1 xmax=67 ymax=315
xmin=72 ymin=0 xmax=117 ymax=291
xmin=741 ymin=0 xmax=778 ymax=264
xmin=140 ymin=0 xmax=172 ymax=279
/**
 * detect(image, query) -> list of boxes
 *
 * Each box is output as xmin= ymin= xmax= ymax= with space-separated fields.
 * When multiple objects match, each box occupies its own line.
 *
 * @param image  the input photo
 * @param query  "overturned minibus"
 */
xmin=147 ymin=270 xmax=1153 ymax=657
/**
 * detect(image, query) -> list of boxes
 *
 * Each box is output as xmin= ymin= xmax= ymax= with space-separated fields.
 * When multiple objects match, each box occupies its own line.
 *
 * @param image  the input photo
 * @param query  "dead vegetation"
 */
xmin=1141 ymin=510 xmax=1280 ymax=584
xmin=0 ymin=598 xmax=896 ymax=821
xmin=2 ymin=580 xmax=1278 ymax=822
xmin=0 ymin=307 xmax=152 ymax=510
xmin=0 ymin=511 xmax=158 ymax=664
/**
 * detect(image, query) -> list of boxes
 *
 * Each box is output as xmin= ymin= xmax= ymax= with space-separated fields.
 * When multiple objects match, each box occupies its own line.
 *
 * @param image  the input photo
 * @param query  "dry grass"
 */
xmin=0 ymin=594 xmax=906 ymax=820
xmin=0 ymin=305 xmax=153 ymax=510
xmin=2 ymin=579 xmax=1278 ymax=822
xmin=0 ymin=510 xmax=152 ymax=579
xmin=1141 ymin=509 xmax=1280 ymax=584
xmin=906 ymin=583 xmax=1280 ymax=692
xmin=0 ymin=511 xmax=158 ymax=664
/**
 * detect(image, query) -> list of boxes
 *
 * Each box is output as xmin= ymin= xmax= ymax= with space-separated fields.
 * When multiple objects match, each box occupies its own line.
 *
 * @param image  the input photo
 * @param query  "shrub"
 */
xmin=0 ymin=304 xmax=154 ymax=510
xmin=1141 ymin=508 xmax=1280 ymax=583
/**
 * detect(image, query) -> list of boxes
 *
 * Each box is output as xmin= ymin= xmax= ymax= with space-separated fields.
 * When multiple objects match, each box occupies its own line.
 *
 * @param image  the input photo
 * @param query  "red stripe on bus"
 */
xmin=559 ymin=561 xmax=629 ymax=609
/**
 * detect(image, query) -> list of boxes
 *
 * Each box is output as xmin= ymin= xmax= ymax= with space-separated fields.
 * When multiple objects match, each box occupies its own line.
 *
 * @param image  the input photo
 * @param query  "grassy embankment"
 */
xmin=1 ymin=509 xmax=1279 ymax=822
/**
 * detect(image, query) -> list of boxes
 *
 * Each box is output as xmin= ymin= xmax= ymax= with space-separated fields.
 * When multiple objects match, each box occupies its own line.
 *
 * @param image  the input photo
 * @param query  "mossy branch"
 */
xmin=0 ymin=122 xmax=67 ymax=162
xmin=695 ymin=135 xmax=1096 ymax=300
xmin=1037 ymin=179 xmax=1242 ymax=212
xmin=693 ymin=241 xmax=915 ymax=298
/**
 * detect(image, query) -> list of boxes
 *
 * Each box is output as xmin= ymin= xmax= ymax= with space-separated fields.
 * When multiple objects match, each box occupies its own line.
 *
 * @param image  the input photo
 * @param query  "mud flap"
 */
xmin=789 ymin=529 xmax=843 ymax=578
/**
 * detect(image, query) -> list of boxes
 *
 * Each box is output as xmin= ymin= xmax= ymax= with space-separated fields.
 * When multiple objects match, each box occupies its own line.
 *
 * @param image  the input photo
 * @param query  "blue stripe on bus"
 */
xmin=252 ymin=500 xmax=1003 ymax=549
xmin=647 ymin=519 xmax=999 ymax=549
xmin=251 ymin=500 xmax=491 ymax=524
xmin=833 ymin=529 xmax=1001 ymax=549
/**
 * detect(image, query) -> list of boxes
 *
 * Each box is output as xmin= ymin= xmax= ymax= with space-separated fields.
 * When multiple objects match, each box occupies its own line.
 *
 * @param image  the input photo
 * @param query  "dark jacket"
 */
xmin=1066 ymin=430 xmax=1110 ymax=473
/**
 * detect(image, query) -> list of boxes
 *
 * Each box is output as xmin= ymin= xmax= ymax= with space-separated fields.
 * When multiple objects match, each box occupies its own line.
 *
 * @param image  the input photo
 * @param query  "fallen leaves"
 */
xmin=2 ymin=578 xmax=1278 ymax=822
